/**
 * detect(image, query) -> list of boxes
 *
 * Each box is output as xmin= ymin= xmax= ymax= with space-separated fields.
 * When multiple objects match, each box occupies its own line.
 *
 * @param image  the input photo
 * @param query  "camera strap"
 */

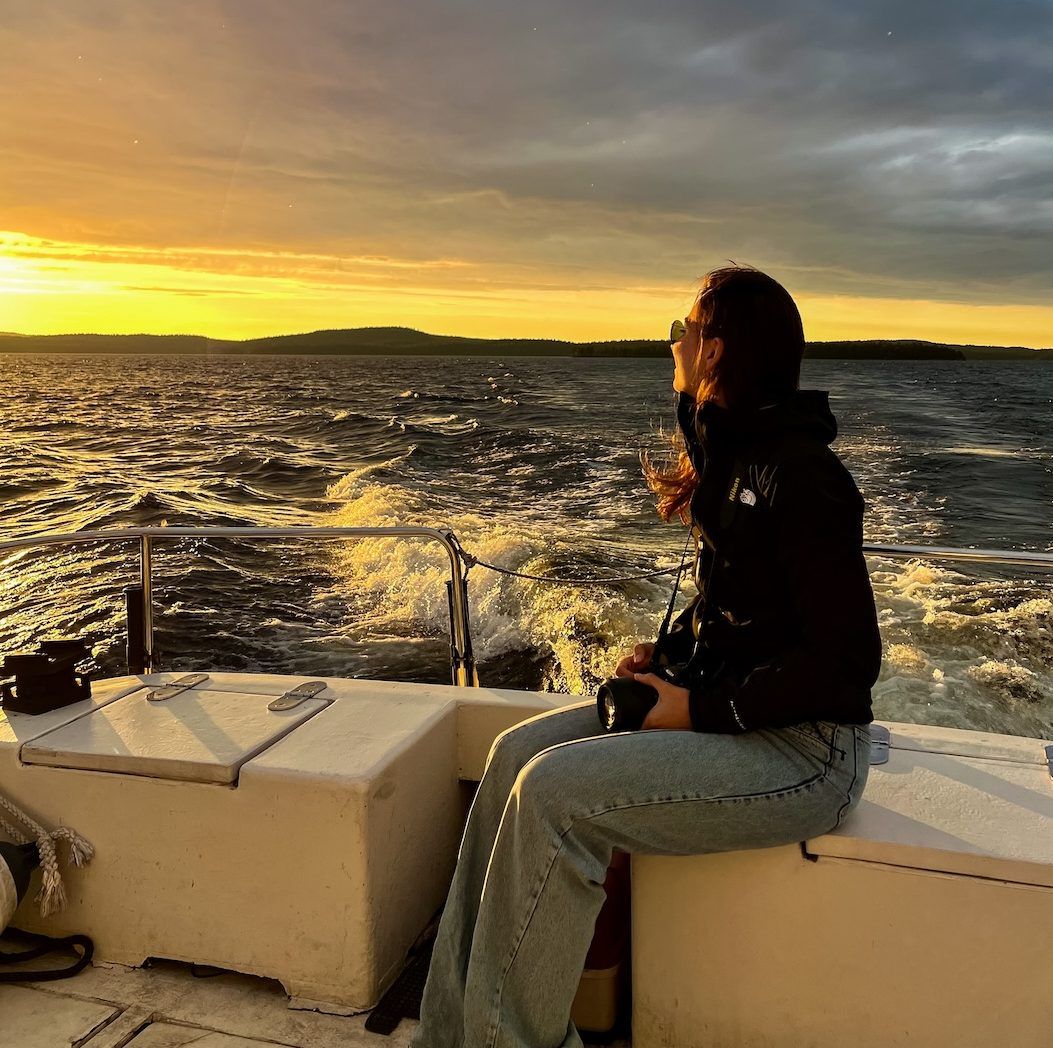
xmin=653 ymin=456 xmax=747 ymax=657
xmin=653 ymin=528 xmax=694 ymax=655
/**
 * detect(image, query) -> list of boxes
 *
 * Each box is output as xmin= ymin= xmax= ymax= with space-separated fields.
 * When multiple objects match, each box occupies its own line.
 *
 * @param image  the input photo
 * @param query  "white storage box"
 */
xmin=1 ymin=671 xmax=573 ymax=1010
xmin=631 ymin=721 xmax=1053 ymax=1048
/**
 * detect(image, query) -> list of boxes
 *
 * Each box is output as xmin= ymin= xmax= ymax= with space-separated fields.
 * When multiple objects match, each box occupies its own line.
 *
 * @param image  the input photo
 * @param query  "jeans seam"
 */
xmin=834 ymin=733 xmax=862 ymax=826
xmin=586 ymin=769 xmax=831 ymax=815
xmin=483 ymin=831 xmax=572 ymax=1048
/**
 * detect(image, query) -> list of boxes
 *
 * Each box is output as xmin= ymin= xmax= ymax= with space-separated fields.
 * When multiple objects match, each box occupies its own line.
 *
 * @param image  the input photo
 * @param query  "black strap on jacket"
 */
xmin=653 ymin=457 xmax=747 ymax=659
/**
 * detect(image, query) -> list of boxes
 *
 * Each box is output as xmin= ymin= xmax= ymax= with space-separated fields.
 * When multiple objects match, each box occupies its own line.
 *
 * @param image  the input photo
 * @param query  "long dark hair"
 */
xmin=640 ymin=265 xmax=805 ymax=523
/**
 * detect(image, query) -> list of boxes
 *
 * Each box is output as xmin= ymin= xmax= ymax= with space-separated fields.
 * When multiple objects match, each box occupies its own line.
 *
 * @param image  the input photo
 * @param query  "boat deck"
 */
xmin=0 ymin=949 xmax=629 ymax=1047
xmin=2 ymin=952 xmax=419 ymax=1047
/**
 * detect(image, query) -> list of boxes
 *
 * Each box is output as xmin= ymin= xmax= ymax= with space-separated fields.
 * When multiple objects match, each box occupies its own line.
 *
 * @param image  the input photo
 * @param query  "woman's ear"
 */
xmin=703 ymin=336 xmax=724 ymax=370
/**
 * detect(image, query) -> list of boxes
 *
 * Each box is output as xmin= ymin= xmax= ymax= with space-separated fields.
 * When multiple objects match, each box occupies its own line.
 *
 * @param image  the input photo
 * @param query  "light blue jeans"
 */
xmin=409 ymin=699 xmax=871 ymax=1048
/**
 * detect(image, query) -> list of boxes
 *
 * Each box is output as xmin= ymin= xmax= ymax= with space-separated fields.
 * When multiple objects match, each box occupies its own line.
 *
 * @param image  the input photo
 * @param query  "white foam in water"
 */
xmin=325 ymin=448 xmax=418 ymax=496
xmin=320 ymin=472 xmax=1051 ymax=737
xmin=868 ymin=557 xmax=1051 ymax=738
xmin=321 ymin=474 xmax=672 ymax=695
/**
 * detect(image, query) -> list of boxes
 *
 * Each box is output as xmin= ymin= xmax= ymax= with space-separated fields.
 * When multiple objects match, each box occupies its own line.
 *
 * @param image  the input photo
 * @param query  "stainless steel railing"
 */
xmin=0 ymin=526 xmax=1050 ymax=688
xmin=861 ymin=542 xmax=1053 ymax=570
xmin=0 ymin=526 xmax=479 ymax=686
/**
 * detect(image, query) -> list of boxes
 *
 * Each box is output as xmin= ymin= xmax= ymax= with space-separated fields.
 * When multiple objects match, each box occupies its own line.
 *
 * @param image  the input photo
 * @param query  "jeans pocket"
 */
xmin=783 ymin=720 xmax=836 ymax=747
xmin=777 ymin=722 xmax=834 ymax=765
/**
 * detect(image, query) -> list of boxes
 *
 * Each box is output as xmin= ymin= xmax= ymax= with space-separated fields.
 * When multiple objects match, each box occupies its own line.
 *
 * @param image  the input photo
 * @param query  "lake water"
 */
xmin=1 ymin=353 xmax=1050 ymax=739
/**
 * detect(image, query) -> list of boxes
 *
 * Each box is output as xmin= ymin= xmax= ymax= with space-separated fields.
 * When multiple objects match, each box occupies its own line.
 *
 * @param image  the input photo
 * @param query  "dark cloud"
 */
xmin=2 ymin=0 xmax=1050 ymax=306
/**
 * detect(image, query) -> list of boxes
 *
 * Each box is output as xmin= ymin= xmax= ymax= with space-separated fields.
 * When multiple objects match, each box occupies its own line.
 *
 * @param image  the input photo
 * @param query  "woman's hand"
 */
xmin=634 ymin=673 xmax=693 ymax=730
xmin=614 ymin=642 xmax=655 ymax=678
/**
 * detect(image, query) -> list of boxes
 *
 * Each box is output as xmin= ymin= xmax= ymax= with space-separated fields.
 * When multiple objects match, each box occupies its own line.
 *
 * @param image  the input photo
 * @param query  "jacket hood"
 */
xmin=676 ymin=388 xmax=838 ymax=468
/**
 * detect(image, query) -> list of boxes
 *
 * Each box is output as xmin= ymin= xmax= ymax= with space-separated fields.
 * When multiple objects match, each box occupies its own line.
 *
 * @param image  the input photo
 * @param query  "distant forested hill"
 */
xmin=1 ymin=328 xmax=1049 ymax=360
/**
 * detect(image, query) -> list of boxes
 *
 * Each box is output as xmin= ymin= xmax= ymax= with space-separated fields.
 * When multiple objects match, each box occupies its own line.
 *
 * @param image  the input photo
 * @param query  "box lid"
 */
xmin=809 ymin=721 xmax=1053 ymax=889
xmin=20 ymin=679 xmax=329 ymax=785
xmin=873 ymin=721 xmax=1048 ymax=764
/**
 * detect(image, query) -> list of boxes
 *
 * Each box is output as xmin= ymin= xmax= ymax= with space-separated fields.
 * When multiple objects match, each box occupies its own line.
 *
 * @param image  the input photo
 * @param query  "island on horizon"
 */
xmin=1 ymin=327 xmax=1050 ymax=361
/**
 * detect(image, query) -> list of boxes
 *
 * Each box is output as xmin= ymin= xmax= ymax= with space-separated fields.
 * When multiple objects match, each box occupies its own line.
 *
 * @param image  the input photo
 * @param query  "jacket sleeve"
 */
xmin=687 ymin=454 xmax=882 ymax=733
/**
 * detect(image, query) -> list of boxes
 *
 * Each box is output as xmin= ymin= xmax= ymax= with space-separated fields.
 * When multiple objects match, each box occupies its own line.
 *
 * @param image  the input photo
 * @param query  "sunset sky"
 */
xmin=2 ymin=2 xmax=1050 ymax=345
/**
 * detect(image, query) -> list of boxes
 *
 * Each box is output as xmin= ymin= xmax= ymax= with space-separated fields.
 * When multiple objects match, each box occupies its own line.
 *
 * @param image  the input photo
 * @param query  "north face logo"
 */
xmin=738 ymin=488 xmax=757 ymax=506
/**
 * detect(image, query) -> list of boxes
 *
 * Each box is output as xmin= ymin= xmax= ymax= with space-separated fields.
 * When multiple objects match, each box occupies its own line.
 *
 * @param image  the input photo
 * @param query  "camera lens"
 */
xmin=596 ymin=677 xmax=660 ymax=733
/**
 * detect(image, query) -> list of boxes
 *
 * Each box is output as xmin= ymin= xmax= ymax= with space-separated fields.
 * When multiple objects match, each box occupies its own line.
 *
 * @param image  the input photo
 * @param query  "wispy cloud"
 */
xmin=1 ymin=1 xmax=1050 ymax=339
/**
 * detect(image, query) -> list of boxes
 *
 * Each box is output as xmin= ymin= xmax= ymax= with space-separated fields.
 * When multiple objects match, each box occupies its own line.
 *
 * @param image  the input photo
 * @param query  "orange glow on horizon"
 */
xmin=1 ymin=230 xmax=1050 ymax=349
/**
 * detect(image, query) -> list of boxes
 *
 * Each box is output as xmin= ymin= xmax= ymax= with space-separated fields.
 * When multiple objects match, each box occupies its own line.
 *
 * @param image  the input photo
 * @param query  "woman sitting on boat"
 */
xmin=410 ymin=264 xmax=883 ymax=1048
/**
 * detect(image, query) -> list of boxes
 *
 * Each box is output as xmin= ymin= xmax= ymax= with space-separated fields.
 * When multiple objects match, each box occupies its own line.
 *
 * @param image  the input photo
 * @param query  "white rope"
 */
xmin=0 ymin=792 xmax=93 ymax=918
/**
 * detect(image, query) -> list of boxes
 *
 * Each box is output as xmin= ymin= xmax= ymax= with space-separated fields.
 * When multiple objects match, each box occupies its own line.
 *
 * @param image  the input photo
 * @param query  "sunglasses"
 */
xmin=670 ymin=318 xmax=719 ymax=343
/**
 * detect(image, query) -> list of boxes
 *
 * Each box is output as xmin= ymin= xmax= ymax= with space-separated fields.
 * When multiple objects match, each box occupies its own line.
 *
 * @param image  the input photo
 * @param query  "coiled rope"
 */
xmin=0 ymin=793 xmax=93 ymax=917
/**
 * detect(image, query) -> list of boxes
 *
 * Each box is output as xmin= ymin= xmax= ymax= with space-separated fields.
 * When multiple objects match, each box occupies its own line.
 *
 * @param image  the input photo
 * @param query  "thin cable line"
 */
xmin=455 ymin=549 xmax=688 ymax=586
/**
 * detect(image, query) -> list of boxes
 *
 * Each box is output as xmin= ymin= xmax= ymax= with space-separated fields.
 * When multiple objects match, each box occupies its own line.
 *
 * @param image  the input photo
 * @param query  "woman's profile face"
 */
xmin=671 ymin=314 xmax=724 ymax=401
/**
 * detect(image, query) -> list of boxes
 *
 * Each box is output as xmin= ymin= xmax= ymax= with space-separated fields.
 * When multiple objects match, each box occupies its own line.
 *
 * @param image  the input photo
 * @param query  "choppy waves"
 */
xmin=869 ymin=560 xmax=1052 ymax=738
xmin=0 ymin=352 xmax=1050 ymax=739
xmin=320 ymin=473 xmax=676 ymax=695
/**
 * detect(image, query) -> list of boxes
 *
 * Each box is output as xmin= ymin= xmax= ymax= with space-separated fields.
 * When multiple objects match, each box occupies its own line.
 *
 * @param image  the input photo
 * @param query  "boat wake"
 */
xmin=322 ymin=474 xmax=1052 ymax=736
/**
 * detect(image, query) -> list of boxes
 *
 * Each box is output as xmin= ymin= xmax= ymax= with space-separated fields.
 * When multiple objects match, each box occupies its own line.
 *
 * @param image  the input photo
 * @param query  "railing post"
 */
xmin=446 ymin=578 xmax=479 ymax=688
xmin=124 ymin=584 xmax=145 ymax=674
xmin=442 ymin=529 xmax=479 ymax=687
xmin=140 ymin=535 xmax=154 ymax=673
xmin=462 ymin=577 xmax=479 ymax=686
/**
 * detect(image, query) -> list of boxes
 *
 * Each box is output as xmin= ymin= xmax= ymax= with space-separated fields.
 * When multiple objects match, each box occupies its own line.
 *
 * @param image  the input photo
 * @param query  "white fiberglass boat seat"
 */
xmin=632 ymin=722 xmax=1053 ymax=1048
xmin=1 ymin=671 xmax=566 ymax=1011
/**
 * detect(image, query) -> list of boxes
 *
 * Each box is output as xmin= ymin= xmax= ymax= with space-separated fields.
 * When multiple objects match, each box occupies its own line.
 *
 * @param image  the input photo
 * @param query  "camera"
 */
xmin=595 ymin=658 xmax=685 ymax=733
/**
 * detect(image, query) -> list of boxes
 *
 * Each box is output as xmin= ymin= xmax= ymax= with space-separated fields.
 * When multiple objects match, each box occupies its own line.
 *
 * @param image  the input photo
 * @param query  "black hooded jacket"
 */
xmin=655 ymin=388 xmax=882 ymax=733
